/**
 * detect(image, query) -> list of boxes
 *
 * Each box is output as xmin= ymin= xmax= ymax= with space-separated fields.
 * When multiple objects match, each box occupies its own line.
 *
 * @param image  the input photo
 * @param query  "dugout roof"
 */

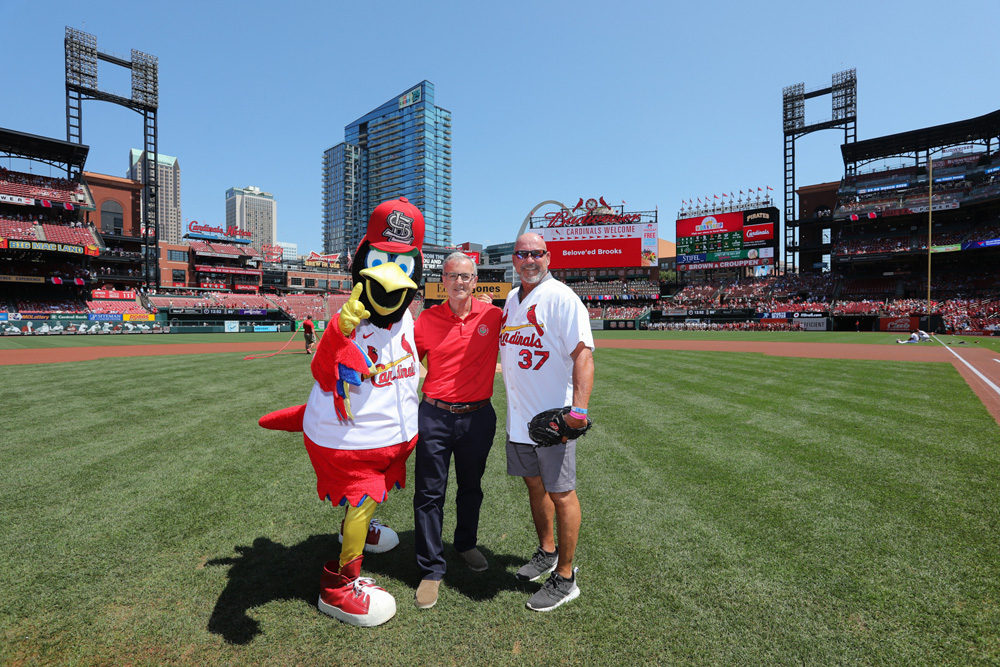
xmin=0 ymin=127 xmax=90 ymax=169
xmin=842 ymin=108 xmax=1000 ymax=164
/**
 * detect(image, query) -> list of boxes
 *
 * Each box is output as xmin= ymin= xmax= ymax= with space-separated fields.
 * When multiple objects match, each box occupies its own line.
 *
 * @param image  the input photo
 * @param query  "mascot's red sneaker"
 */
xmin=338 ymin=518 xmax=400 ymax=554
xmin=318 ymin=556 xmax=396 ymax=627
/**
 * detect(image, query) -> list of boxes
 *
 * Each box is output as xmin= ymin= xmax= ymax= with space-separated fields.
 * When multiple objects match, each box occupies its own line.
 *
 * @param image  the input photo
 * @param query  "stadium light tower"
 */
xmin=782 ymin=68 xmax=857 ymax=274
xmin=64 ymin=26 xmax=160 ymax=291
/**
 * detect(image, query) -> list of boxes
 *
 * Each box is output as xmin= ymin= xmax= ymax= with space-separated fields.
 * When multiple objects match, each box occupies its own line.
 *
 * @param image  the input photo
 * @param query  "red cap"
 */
xmin=362 ymin=197 xmax=425 ymax=254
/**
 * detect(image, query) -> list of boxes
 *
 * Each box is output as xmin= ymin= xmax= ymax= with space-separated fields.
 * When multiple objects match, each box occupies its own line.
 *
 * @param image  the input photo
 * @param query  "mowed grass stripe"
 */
xmin=1 ymin=349 xmax=998 ymax=665
xmin=583 ymin=350 xmax=999 ymax=663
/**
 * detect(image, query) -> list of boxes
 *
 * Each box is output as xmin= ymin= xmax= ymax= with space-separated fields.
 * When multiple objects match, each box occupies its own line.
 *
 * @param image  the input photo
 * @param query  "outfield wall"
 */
xmin=0 ymin=311 xmax=294 ymax=335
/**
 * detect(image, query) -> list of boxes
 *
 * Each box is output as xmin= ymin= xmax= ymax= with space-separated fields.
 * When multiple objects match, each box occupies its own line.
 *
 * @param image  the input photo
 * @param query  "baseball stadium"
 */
xmin=2 ymin=31 xmax=1000 ymax=667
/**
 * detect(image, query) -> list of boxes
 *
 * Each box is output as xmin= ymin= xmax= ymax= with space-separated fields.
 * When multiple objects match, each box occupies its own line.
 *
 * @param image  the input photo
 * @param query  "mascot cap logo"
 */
xmin=363 ymin=197 xmax=425 ymax=254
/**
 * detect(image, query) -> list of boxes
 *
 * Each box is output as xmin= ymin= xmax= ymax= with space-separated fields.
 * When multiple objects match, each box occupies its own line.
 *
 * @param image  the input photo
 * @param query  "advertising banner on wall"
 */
xmin=538 ymin=223 xmax=658 ymax=269
xmin=91 ymin=290 xmax=136 ymax=300
xmin=2 ymin=239 xmax=100 ymax=256
xmin=880 ymin=316 xmax=918 ymax=332
xmin=796 ymin=318 xmax=829 ymax=331
xmin=194 ymin=265 xmax=262 ymax=276
xmin=425 ymin=282 xmax=513 ymax=301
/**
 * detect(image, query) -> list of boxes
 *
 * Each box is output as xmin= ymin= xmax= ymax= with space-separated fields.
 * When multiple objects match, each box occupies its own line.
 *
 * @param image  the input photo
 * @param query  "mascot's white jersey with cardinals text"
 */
xmin=303 ymin=310 xmax=419 ymax=450
xmin=500 ymin=276 xmax=595 ymax=443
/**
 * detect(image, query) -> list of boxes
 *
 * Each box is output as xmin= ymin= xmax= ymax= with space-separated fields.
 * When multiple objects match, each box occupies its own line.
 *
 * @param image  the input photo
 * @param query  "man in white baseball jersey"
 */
xmin=500 ymin=232 xmax=594 ymax=612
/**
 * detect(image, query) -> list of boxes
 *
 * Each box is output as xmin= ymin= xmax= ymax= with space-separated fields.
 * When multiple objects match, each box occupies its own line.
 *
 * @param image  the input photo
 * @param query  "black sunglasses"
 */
xmin=513 ymin=250 xmax=547 ymax=260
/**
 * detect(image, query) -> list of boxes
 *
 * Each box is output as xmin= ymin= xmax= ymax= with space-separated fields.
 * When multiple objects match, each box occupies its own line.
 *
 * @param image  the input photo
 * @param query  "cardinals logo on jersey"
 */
xmin=525 ymin=305 xmax=544 ymax=337
xmin=370 ymin=334 xmax=417 ymax=388
xmin=499 ymin=307 xmax=545 ymax=349
xmin=500 ymin=305 xmax=545 ymax=339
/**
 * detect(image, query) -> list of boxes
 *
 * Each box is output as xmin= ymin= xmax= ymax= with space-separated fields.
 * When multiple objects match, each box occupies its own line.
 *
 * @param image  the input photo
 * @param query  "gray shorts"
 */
xmin=506 ymin=436 xmax=576 ymax=493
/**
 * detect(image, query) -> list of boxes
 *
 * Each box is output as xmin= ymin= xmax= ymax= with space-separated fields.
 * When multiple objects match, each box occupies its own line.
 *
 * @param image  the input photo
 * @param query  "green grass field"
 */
xmin=1 ymin=335 xmax=999 ymax=665
xmin=1 ymin=329 xmax=997 ymax=353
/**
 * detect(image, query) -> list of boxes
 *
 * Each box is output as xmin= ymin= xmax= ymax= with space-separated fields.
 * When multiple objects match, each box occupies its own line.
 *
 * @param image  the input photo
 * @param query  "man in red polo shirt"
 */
xmin=412 ymin=252 xmax=501 ymax=609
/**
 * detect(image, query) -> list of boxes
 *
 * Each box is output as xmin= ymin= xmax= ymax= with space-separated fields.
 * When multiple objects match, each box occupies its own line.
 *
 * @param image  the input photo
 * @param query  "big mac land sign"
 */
xmin=531 ymin=197 xmax=659 ymax=269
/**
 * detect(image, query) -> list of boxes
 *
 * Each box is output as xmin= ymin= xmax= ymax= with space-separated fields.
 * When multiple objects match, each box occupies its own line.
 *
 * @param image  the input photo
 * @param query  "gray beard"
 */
xmin=520 ymin=268 xmax=544 ymax=285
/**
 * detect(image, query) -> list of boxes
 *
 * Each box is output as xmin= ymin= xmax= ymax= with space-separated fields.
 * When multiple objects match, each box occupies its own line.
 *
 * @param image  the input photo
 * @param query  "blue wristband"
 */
xmin=572 ymin=406 xmax=588 ymax=414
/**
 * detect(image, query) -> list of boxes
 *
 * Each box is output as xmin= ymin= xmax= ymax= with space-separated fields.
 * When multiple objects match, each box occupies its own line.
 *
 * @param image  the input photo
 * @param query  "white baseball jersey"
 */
xmin=500 ymin=275 xmax=594 ymax=443
xmin=303 ymin=310 xmax=419 ymax=450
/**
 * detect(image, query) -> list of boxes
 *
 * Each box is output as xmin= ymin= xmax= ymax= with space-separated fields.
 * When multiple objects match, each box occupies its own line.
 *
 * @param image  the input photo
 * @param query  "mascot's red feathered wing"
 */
xmin=259 ymin=197 xmax=424 ymax=627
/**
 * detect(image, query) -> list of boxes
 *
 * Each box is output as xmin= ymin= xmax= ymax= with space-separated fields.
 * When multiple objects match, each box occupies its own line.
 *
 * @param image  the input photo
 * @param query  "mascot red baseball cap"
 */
xmin=362 ymin=197 xmax=425 ymax=254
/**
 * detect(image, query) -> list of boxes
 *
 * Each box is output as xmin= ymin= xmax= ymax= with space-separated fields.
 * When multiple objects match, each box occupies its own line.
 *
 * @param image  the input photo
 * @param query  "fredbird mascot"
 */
xmin=259 ymin=197 xmax=424 ymax=627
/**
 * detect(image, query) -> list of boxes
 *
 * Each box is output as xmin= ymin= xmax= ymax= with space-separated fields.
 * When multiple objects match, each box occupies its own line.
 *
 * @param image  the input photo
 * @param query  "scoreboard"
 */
xmin=678 ymin=229 xmax=743 ymax=254
xmin=675 ymin=207 xmax=779 ymax=271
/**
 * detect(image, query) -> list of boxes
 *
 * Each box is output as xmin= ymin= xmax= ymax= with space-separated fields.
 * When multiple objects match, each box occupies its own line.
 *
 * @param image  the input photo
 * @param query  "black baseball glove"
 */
xmin=527 ymin=407 xmax=593 ymax=447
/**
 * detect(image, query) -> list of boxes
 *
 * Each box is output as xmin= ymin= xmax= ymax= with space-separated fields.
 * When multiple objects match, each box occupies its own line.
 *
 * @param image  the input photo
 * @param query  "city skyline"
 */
xmin=2 ymin=1 xmax=998 ymax=257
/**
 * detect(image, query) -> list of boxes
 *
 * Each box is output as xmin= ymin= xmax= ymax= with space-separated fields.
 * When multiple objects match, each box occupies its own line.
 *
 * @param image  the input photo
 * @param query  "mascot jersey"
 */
xmin=303 ymin=310 xmax=419 ymax=450
xmin=499 ymin=275 xmax=594 ymax=444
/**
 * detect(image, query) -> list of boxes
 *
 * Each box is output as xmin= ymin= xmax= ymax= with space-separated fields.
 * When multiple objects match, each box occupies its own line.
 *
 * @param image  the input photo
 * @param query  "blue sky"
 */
xmin=2 ymin=0 xmax=998 ymax=254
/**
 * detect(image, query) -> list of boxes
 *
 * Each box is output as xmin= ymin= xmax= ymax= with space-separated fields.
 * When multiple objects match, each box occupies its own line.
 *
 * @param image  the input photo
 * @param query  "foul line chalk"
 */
xmin=934 ymin=336 xmax=1000 ymax=397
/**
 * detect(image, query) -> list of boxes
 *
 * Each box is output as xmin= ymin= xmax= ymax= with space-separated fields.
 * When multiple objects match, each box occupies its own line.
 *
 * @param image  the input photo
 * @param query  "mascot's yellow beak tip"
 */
xmin=360 ymin=263 xmax=418 ymax=317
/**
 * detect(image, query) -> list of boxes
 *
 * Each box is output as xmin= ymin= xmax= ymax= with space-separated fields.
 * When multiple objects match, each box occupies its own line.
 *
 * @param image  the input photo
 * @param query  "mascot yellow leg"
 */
xmin=340 ymin=497 xmax=378 ymax=566
xmin=318 ymin=497 xmax=396 ymax=627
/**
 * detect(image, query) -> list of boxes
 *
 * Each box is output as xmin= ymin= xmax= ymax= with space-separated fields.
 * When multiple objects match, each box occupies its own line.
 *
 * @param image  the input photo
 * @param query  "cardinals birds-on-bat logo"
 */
xmin=368 ymin=334 xmax=416 ymax=388
xmin=525 ymin=305 xmax=544 ymax=337
xmin=499 ymin=307 xmax=546 ymax=339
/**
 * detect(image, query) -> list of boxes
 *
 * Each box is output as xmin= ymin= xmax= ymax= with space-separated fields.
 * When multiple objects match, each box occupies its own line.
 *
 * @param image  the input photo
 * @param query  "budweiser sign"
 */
xmin=304 ymin=251 xmax=341 ymax=267
xmin=544 ymin=197 xmax=641 ymax=227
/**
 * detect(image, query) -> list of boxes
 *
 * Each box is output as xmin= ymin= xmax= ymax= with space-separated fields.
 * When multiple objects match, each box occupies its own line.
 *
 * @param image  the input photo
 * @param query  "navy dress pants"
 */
xmin=414 ymin=400 xmax=496 ymax=580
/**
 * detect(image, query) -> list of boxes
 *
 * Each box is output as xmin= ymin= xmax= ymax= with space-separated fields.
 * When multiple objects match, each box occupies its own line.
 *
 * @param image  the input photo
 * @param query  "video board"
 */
xmin=537 ymin=222 xmax=659 ymax=269
xmin=675 ymin=207 xmax=778 ymax=271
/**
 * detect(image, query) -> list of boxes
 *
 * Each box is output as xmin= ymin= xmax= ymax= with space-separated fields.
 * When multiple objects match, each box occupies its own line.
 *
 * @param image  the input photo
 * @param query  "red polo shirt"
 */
xmin=415 ymin=298 xmax=501 ymax=403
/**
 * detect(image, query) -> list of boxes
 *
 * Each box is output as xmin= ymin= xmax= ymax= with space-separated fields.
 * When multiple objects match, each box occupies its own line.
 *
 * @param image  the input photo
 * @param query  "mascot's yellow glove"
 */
xmin=339 ymin=283 xmax=371 ymax=337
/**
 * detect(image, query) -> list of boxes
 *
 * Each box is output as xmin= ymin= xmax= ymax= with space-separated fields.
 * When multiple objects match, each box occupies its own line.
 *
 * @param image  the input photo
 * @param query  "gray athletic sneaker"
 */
xmin=526 ymin=568 xmax=580 ymax=612
xmin=515 ymin=547 xmax=558 ymax=582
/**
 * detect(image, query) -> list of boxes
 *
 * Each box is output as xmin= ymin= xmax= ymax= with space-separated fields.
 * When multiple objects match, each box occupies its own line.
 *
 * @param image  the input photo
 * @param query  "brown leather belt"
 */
xmin=423 ymin=396 xmax=491 ymax=414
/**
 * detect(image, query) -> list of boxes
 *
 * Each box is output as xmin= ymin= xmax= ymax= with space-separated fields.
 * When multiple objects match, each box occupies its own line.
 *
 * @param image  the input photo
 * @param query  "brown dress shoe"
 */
xmin=414 ymin=579 xmax=441 ymax=609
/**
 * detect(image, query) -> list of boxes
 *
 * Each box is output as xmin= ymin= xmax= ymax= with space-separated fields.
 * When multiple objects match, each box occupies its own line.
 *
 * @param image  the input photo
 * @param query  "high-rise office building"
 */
xmin=127 ymin=149 xmax=182 ymax=245
xmin=225 ymin=185 xmax=276 ymax=249
xmin=276 ymin=241 xmax=298 ymax=261
xmin=322 ymin=80 xmax=452 ymax=254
